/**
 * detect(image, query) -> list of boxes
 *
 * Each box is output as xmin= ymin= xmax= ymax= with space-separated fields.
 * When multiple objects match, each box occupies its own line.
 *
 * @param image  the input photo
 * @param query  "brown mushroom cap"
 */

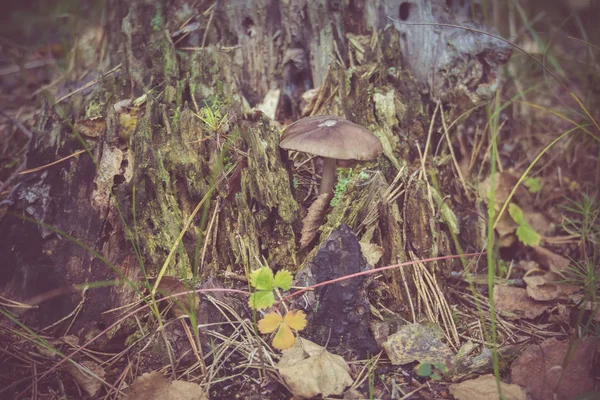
xmin=279 ymin=115 xmax=383 ymax=160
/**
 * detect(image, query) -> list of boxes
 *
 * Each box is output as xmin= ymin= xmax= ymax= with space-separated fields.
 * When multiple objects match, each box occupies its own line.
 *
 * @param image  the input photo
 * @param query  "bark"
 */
xmin=0 ymin=0 xmax=510 ymax=337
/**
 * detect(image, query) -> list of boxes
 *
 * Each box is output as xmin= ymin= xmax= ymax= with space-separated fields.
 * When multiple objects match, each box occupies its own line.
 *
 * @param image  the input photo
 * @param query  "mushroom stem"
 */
xmin=320 ymin=157 xmax=338 ymax=195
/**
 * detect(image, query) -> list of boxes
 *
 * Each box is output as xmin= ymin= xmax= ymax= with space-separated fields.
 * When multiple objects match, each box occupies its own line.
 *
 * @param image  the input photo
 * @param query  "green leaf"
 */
xmin=248 ymin=291 xmax=275 ymax=310
xmin=250 ymin=267 xmax=274 ymax=291
xmin=524 ymin=177 xmax=542 ymax=193
xmin=274 ymin=270 xmax=293 ymax=290
xmin=516 ymin=223 xmax=541 ymax=246
xmin=508 ymin=203 xmax=524 ymax=224
xmin=430 ymin=373 xmax=442 ymax=380
xmin=435 ymin=363 xmax=449 ymax=374
xmin=416 ymin=363 xmax=432 ymax=377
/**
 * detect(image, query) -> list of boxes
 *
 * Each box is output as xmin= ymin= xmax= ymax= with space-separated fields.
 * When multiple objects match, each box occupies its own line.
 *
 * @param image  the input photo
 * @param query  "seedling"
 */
xmin=196 ymin=101 xmax=228 ymax=134
xmin=248 ymin=266 xmax=306 ymax=350
xmin=523 ymin=177 xmax=542 ymax=193
xmin=508 ymin=203 xmax=541 ymax=246
xmin=416 ymin=362 xmax=448 ymax=380
xmin=330 ymin=168 xmax=353 ymax=207
xmin=248 ymin=266 xmax=292 ymax=310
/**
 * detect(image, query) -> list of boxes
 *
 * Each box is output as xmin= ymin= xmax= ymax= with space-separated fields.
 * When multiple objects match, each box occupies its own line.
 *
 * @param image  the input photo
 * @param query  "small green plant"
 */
xmin=151 ymin=9 xmax=163 ymax=32
xmin=248 ymin=266 xmax=292 ymax=310
xmin=248 ymin=266 xmax=307 ymax=350
xmin=523 ymin=177 xmax=542 ymax=193
xmin=196 ymin=102 xmax=228 ymax=134
xmin=293 ymin=174 xmax=299 ymax=189
xmin=330 ymin=168 xmax=353 ymax=207
xmin=415 ymin=362 xmax=448 ymax=380
xmin=508 ymin=203 xmax=541 ymax=246
xmin=497 ymin=259 xmax=510 ymax=277
xmin=560 ymin=191 xmax=599 ymax=246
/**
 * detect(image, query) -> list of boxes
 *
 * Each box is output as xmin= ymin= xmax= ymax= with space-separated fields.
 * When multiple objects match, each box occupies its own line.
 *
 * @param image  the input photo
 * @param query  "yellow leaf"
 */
xmin=258 ymin=312 xmax=283 ymax=334
xmin=273 ymin=323 xmax=296 ymax=350
xmin=284 ymin=310 xmax=307 ymax=331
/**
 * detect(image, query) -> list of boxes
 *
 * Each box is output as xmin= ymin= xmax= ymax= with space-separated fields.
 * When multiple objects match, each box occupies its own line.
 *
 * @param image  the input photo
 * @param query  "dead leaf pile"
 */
xmin=494 ymin=245 xmax=579 ymax=320
xmin=493 ymin=285 xmax=549 ymax=319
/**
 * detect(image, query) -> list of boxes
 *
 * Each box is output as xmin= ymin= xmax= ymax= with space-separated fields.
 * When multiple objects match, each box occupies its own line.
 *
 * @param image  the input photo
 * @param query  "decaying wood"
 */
xmin=0 ymin=0 xmax=510 ymax=338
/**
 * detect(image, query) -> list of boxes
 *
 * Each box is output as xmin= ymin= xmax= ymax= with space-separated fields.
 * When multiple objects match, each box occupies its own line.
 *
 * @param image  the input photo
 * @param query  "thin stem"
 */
xmin=320 ymin=157 xmax=338 ymax=195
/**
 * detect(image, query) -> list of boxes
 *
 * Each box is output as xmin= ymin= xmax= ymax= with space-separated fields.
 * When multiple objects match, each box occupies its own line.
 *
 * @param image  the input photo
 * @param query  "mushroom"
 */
xmin=279 ymin=115 xmax=383 ymax=195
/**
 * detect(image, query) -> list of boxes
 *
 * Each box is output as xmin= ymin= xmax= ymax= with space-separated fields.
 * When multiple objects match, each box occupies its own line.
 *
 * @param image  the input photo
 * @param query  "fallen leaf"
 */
xmin=526 ymin=211 xmax=551 ymax=237
xmin=300 ymin=193 xmax=332 ymax=249
xmin=533 ymin=246 xmax=571 ymax=274
xmin=74 ymin=117 xmax=106 ymax=138
xmin=155 ymin=276 xmax=199 ymax=317
xmin=66 ymin=360 xmax=105 ymax=398
xmin=301 ymin=87 xmax=320 ymax=116
xmin=480 ymin=171 xmax=521 ymax=212
xmin=277 ymin=338 xmax=353 ymax=398
xmin=510 ymin=337 xmax=599 ymax=400
xmin=382 ymin=323 xmax=453 ymax=366
xmin=493 ymin=285 xmax=549 ymax=319
xmin=359 ymin=241 xmax=384 ymax=266
xmin=124 ymin=371 xmax=208 ymax=400
xmin=255 ymin=88 xmax=281 ymax=120
xmin=113 ymin=99 xmax=132 ymax=113
xmin=449 ymin=374 xmax=527 ymax=400
xmin=523 ymin=272 xmax=579 ymax=301
xmin=493 ymin=211 xmax=518 ymax=248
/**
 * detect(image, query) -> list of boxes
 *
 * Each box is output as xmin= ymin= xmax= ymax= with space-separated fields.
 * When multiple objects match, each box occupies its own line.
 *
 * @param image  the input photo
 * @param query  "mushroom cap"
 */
xmin=279 ymin=115 xmax=383 ymax=160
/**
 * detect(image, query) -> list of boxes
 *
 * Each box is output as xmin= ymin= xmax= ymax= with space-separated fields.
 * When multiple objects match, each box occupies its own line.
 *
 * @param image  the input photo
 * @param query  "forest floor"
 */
xmin=1 ymin=1 xmax=599 ymax=400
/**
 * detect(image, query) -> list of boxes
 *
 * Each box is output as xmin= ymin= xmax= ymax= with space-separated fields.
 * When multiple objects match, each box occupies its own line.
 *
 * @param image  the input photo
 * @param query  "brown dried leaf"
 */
xmin=533 ymin=246 xmax=571 ymax=274
xmin=527 ymin=211 xmax=551 ymax=237
xmin=155 ymin=276 xmax=199 ymax=317
xmin=277 ymin=338 xmax=353 ymax=399
xmin=74 ymin=117 xmax=105 ymax=138
xmin=66 ymin=360 xmax=105 ymax=398
xmin=124 ymin=371 xmax=208 ymax=400
xmin=359 ymin=241 xmax=384 ymax=266
xmin=382 ymin=323 xmax=454 ymax=366
xmin=523 ymin=272 xmax=579 ymax=301
xmin=493 ymin=285 xmax=549 ymax=320
xmin=479 ymin=171 xmax=520 ymax=212
xmin=300 ymin=193 xmax=332 ymax=249
xmin=449 ymin=374 xmax=527 ymax=400
xmin=510 ymin=337 xmax=599 ymax=400
xmin=301 ymin=87 xmax=320 ymax=116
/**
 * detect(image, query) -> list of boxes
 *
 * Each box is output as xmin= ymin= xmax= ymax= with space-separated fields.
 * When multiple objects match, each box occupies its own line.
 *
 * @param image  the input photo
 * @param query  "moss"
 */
xmin=85 ymin=99 xmax=105 ymax=118
xmin=151 ymin=7 xmax=163 ymax=32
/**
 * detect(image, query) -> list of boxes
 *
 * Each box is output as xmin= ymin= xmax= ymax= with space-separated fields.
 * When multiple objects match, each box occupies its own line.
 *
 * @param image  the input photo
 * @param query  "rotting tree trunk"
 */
xmin=0 ymin=0 xmax=510 ymax=340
